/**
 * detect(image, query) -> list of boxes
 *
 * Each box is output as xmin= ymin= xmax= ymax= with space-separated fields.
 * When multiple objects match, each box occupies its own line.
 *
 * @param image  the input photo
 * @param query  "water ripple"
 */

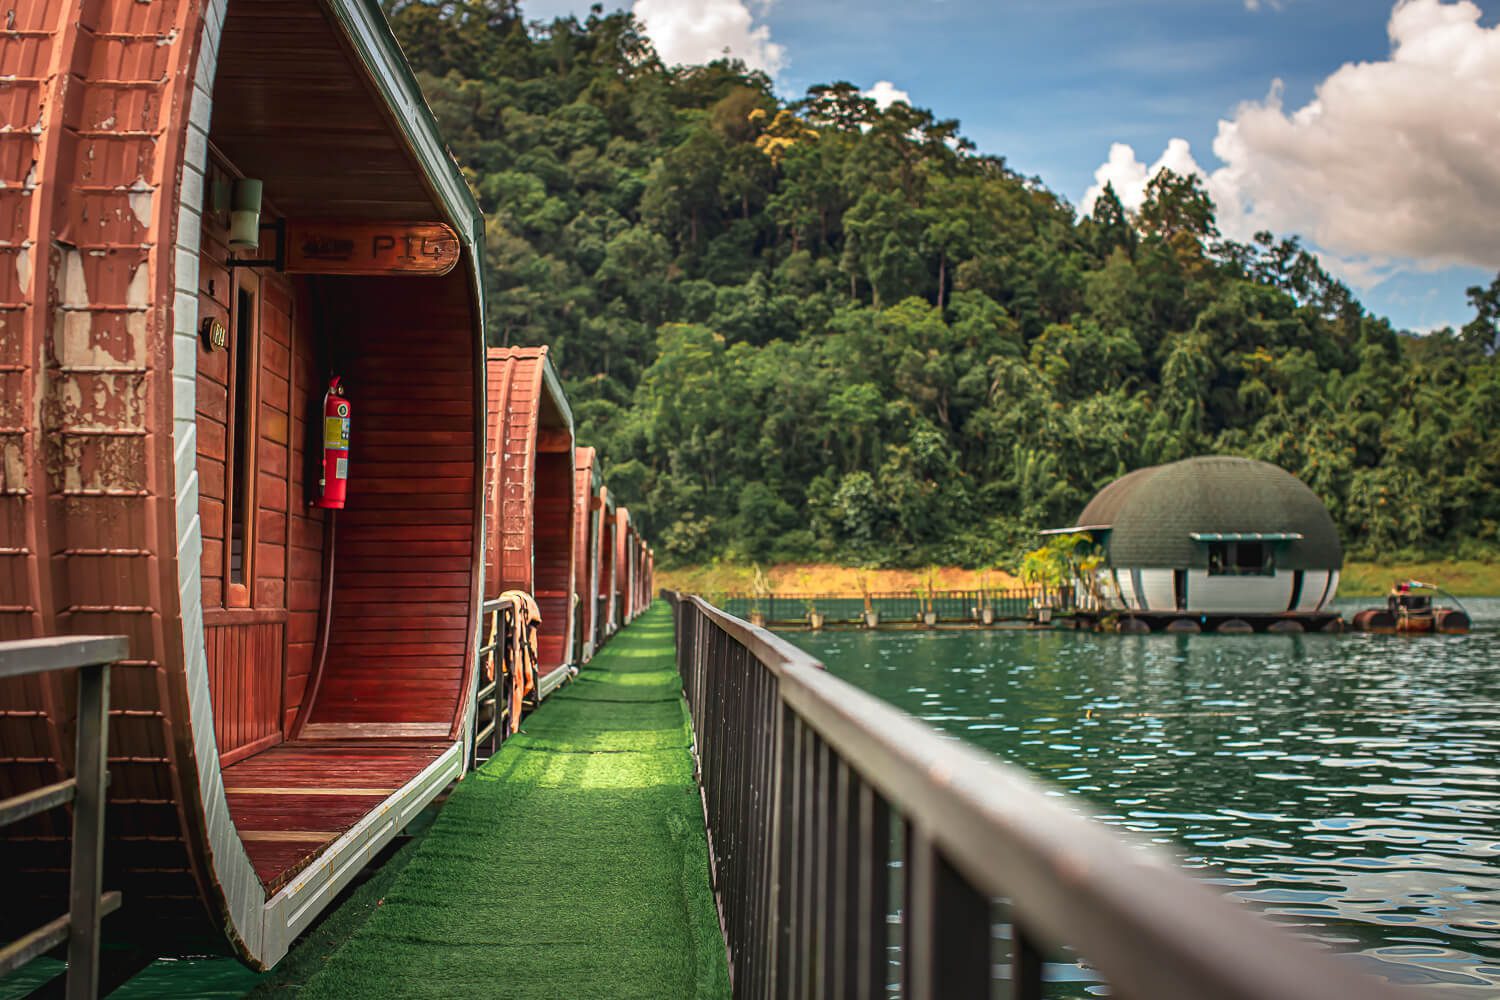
xmin=787 ymin=597 xmax=1500 ymax=995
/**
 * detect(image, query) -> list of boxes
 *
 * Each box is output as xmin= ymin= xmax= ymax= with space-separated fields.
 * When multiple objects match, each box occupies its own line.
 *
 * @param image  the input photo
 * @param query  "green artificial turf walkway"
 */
xmin=295 ymin=603 xmax=730 ymax=1000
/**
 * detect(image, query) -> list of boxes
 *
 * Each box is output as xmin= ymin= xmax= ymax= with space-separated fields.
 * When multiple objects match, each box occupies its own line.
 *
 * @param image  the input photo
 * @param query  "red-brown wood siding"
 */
xmin=0 ymin=0 xmax=210 ymax=934
xmin=302 ymin=275 xmax=477 ymax=728
xmin=195 ymin=158 xmax=308 ymax=755
xmin=206 ymin=621 xmax=285 ymax=766
xmin=572 ymin=448 xmax=597 ymax=660
xmin=483 ymin=347 xmax=574 ymax=671
xmin=285 ymin=283 xmax=328 ymax=732
xmin=0 ymin=0 xmax=487 ymax=957
xmin=534 ymin=449 xmax=574 ymax=676
xmin=596 ymin=491 xmax=614 ymax=638
xmin=616 ymin=508 xmax=633 ymax=622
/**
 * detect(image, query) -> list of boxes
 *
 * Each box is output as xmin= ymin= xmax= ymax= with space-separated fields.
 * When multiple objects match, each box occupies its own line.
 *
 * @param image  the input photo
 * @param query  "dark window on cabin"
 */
xmin=227 ymin=283 xmax=258 ymax=589
xmin=1207 ymin=541 xmax=1274 ymax=577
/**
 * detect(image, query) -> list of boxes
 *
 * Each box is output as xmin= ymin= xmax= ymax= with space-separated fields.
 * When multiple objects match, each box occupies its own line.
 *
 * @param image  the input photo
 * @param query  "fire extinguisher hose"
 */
xmin=297 ymin=509 xmax=337 ymax=735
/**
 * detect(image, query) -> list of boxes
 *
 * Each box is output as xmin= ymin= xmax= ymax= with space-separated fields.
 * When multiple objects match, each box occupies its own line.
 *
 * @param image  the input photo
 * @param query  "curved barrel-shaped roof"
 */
xmin=484 ymin=346 xmax=575 ymax=677
xmin=1079 ymin=456 xmax=1343 ymax=570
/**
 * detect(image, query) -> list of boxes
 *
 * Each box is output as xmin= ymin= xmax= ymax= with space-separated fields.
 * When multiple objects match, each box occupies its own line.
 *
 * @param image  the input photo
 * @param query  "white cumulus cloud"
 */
xmin=1083 ymin=0 xmax=1500 ymax=283
xmin=633 ymin=0 xmax=785 ymax=75
xmin=1081 ymin=138 xmax=1209 ymax=218
xmin=863 ymin=80 xmax=912 ymax=110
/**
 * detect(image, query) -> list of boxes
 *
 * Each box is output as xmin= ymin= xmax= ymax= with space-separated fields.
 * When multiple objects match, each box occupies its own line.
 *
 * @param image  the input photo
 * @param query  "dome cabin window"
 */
xmin=226 ymin=273 xmax=260 ymax=601
xmin=1207 ymin=540 xmax=1274 ymax=577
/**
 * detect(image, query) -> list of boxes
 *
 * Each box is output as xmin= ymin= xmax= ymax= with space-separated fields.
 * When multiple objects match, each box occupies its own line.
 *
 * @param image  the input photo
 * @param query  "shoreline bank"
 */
xmin=659 ymin=560 xmax=1500 ymax=599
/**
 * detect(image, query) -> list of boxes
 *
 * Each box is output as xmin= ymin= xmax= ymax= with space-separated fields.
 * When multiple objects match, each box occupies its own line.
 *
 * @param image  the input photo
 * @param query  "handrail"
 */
xmin=668 ymin=591 xmax=1416 ymax=999
xmin=0 ymin=634 xmax=126 ymax=1000
xmin=472 ymin=597 xmax=514 ymax=761
xmin=717 ymin=587 xmax=1065 ymax=624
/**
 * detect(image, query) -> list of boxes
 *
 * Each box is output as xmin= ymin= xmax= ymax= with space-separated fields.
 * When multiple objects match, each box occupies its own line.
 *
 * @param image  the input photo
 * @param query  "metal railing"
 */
xmin=0 ymin=635 xmax=125 ymax=999
xmin=668 ymin=592 xmax=1412 ymax=999
xmin=717 ymin=588 xmax=1065 ymax=626
xmin=473 ymin=598 xmax=516 ymax=762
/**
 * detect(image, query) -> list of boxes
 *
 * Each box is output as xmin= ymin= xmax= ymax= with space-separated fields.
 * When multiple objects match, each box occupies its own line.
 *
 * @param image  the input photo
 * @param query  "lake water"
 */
xmin=783 ymin=598 xmax=1500 ymax=996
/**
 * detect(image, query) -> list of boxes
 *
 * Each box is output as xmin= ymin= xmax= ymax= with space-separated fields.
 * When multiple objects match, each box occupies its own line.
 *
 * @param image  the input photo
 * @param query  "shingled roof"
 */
xmin=1077 ymin=456 xmax=1343 ymax=570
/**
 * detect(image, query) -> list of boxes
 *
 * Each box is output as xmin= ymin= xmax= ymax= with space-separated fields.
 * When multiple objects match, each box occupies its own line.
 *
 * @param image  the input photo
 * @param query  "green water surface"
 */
xmin=784 ymin=599 xmax=1500 ymax=996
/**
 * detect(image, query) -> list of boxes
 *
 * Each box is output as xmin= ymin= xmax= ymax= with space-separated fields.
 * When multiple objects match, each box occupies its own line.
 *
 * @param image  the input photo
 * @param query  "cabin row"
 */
xmin=0 ymin=0 xmax=651 ymax=976
xmin=483 ymin=345 xmax=652 ymax=700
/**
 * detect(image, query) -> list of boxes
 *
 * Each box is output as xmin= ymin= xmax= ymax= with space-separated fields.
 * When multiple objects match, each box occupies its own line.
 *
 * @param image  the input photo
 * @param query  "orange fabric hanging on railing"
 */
xmin=500 ymin=590 xmax=541 ymax=734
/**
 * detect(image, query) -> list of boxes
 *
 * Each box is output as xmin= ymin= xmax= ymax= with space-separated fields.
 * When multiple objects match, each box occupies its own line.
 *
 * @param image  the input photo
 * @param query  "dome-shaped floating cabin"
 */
xmin=483 ymin=346 xmax=576 ymax=696
xmin=0 ymin=0 xmax=487 ymax=969
xmin=572 ymin=447 xmax=602 ymax=664
xmin=1050 ymin=457 xmax=1344 ymax=632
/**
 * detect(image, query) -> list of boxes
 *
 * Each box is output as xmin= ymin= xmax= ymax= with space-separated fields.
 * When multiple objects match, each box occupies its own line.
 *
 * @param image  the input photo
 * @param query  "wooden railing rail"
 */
xmin=666 ymin=591 xmax=1414 ymax=999
xmin=0 ymin=635 xmax=126 ymax=999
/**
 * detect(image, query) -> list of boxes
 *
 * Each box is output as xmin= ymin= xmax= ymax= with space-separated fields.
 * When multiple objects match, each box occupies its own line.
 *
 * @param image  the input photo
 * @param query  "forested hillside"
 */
xmin=384 ymin=0 xmax=1500 ymax=567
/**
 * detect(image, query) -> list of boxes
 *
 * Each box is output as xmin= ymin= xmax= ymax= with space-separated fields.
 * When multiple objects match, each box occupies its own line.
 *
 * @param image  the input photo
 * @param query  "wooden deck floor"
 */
xmin=223 ymin=740 xmax=450 ymax=890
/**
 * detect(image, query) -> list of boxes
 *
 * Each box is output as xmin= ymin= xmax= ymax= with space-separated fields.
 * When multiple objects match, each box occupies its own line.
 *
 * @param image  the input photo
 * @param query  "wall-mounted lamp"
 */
xmin=228 ymin=178 xmax=264 ymax=251
xmin=221 ymin=176 xmax=284 ymax=271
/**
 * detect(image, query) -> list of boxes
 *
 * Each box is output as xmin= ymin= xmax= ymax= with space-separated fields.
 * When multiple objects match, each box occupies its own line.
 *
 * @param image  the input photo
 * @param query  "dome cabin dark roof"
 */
xmin=1079 ymin=457 xmax=1343 ymax=570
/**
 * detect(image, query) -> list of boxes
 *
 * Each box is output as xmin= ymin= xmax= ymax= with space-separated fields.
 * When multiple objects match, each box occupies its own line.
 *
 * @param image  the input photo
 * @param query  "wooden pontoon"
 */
xmin=572 ymin=447 xmax=602 ymax=663
xmin=0 ymin=0 xmax=485 ymax=969
xmin=483 ymin=347 xmax=576 ymax=695
xmin=597 ymin=486 xmax=618 ymax=639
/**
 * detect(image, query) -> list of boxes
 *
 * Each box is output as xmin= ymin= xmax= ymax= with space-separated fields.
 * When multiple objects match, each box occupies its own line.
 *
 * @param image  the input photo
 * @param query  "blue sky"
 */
xmin=522 ymin=0 xmax=1499 ymax=333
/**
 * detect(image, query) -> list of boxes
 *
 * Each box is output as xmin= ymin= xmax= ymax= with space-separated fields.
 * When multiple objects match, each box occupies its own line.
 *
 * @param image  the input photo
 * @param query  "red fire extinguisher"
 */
xmin=314 ymin=376 xmax=350 ymax=509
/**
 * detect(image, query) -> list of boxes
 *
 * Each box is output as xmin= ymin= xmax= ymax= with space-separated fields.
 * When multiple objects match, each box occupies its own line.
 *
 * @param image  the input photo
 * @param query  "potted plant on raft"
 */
xmin=978 ymin=569 xmax=995 ymax=626
xmin=1018 ymin=533 xmax=1094 ymax=624
xmin=794 ymin=570 xmax=824 ymax=630
xmin=749 ymin=564 xmax=770 ymax=627
xmin=859 ymin=572 xmax=878 ymax=629
xmin=921 ymin=568 xmax=938 ymax=627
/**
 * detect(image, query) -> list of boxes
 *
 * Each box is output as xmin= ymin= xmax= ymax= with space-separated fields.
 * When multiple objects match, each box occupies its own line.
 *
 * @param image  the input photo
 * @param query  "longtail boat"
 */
xmin=1352 ymin=581 xmax=1471 ymax=634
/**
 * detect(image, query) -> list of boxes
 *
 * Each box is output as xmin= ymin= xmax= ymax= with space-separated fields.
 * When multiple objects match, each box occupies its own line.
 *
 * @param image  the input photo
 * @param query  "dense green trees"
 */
xmin=385 ymin=0 xmax=1500 ymax=567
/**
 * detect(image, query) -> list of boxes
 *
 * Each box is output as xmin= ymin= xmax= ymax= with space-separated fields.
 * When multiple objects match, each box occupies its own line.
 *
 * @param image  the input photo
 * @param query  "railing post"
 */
xmin=66 ymin=661 xmax=110 ymax=1000
xmin=1012 ymin=923 xmax=1045 ymax=1000
xmin=903 ymin=823 xmax=989 ymax=1000
xmin=855 ymin=783 xmax=888 ymax=1000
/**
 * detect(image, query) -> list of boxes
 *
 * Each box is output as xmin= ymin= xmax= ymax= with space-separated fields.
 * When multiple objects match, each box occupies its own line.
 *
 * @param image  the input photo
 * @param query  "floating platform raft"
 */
xmin=1070 ymin=611 xmax=1345 ymax=634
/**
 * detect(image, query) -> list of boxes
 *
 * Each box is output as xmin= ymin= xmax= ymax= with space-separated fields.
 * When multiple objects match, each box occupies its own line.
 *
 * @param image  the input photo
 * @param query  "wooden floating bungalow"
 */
xmin=0 ymin=0 xmax=653 ymax=977
xmin=644 ymin=547 xmax=655 ymax=608
xmin=0 ymin=0 xmax=491 ymax=969
xmin=1051 ymin=456 xmax=1344 ymax=633
xmin=616 ymin=507 xmax=636 ymax=625
xmin=597 ymin=485 xmax=618 ymax=639
xmin=483 ymin=346 xmax=576 ymax=696
xmin=572 ymin=447 xmax=601 ymax=664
